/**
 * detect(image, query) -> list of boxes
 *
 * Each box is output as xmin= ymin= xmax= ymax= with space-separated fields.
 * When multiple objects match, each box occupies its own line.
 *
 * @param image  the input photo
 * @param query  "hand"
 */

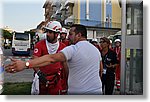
xmin=5 ymin=58 xmax=26 ymax=73
xmin=37 ymin=70 xmax=47 ymax=83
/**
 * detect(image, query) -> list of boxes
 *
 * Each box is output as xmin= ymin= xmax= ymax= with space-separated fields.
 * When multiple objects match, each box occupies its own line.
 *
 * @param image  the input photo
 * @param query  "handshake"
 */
xmin=37 ymin=70 xmax=47 ymax=83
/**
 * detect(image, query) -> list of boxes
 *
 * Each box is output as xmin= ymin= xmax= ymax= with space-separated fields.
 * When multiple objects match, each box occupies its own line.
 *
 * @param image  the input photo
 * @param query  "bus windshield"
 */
xmin=15 ymin=33 xmax=29 ymax=41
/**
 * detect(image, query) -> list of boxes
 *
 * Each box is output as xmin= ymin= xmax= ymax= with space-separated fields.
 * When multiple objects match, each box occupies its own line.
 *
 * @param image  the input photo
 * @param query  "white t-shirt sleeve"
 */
xmin=61 ymin=45 xmax=75 ymax=61
xmin=0 ymin=47 xmax=3 ymax=54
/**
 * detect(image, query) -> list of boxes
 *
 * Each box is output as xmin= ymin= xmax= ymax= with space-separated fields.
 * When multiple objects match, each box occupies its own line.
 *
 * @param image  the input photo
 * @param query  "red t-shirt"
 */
xmin=61 ymin=39 xmax=70 ymax=46
xmin=33 ymin=40 xmax=66 ymax=75
xmin=113 ymin=47 xmax=121 ymax=62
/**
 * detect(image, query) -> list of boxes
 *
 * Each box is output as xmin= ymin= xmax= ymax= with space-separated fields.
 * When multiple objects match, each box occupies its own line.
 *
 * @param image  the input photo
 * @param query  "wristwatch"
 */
xmin=25 ymin=61 xmax=30 ymax=69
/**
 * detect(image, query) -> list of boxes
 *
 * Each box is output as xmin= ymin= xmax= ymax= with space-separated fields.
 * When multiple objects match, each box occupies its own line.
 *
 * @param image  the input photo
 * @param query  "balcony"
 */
xmin=64 ymin=0 xmax=74 ymax=7
xmin=51 ymin=2 xmax=56 ymax=7
xmin=51 ymin=14 xmax=56 ymax=19
xmin=64 ymin=15 xmax=74 ymax=25
xmin=56 ymin=9 xmax=62 ymax=15
xmin=60 ymin=4 xmax=66 ymax=11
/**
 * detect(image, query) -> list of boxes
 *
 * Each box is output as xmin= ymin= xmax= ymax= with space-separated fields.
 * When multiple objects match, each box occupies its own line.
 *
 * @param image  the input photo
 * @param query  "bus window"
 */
xmin=15 ymin=33 xmax=29 ymax=41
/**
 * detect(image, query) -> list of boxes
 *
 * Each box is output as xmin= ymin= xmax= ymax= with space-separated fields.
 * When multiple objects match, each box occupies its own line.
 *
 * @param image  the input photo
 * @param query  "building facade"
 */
xmin=41 ymin=0 xmax=143 ymax=95
xmin=42 ymin=0 xmax=121 ymax=41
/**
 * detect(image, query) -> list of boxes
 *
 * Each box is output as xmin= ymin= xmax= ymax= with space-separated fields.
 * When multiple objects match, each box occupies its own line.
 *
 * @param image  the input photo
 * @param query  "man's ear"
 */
xmin=78 ymin=33 xmax=82 ymax=37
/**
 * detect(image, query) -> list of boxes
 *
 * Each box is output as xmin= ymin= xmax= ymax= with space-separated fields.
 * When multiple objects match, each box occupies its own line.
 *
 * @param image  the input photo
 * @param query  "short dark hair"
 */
xmin=71 ymin=24 xmax=87 ymax=38
xmin=100 ymin=37 xmax=110 ymax=44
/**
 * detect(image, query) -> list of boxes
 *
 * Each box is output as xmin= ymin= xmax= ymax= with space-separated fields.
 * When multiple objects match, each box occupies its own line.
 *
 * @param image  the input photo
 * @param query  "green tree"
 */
xmin=1 ymin=29 xmax=13 ymax=48
xmin=2 ymin=29 xmax=12 ymax=40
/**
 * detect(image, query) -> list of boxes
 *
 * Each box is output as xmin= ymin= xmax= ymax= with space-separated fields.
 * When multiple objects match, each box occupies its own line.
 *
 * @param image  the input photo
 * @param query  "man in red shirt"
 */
xmin=59 ymin=27 xmax=70 ymax=46
xmin=113 ymin=39 xmax=121 ymax=90
xmin=33 ymin=21 xmax=68 ymax=95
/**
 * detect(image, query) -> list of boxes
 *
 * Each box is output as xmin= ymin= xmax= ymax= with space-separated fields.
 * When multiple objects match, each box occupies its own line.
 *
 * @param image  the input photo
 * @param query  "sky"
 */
xmin=1 ymin=0 xmax=46 ymax=32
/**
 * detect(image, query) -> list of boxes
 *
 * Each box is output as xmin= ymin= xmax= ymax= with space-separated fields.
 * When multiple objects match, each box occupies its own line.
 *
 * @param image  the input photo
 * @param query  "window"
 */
xmin=106 ymin=17 xmax=108 ymax=22
xmin=109 ymin=0 xmax=111 ymax=5
xmin=15 ymin=33 xmax=29 ymax=41
xmin=106 ymin=0 xmax=111 ymax=5
xmin=109 ymin=17 xmax=112 ymax=23
xmin=106 ymin=0 xmax=109 ymax=4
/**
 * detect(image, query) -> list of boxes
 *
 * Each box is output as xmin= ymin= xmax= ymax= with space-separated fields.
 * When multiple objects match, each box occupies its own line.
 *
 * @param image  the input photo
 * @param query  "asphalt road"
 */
xmin=4 ymin=69 xmax=34 ymax=83
xmin=3 ymin=48 xmax=34 ymax=83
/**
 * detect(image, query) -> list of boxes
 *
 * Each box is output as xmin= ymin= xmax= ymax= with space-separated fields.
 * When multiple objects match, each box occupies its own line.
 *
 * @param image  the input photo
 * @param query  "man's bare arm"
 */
xmin=29 ymin=52 xmax=66 ymax=68
xmin=99 ymin=61 xmax=103 ymax=78
xmin=5 ymin=52 xmax=66 ymax=73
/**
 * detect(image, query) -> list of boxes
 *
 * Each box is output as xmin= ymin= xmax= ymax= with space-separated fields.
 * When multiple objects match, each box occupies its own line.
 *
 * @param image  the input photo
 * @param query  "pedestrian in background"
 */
xmin=59 ymin=27 xmax=70 ymax=46
xmin=5 ymin=24 xmax=103 ymax=95
xmin=100 ymin=37 xmax=118 ymax=95
xmin=91 ymin=39 xmax=101 ymax=51
xmin=113 ymin=39 xmax=121 ymax=90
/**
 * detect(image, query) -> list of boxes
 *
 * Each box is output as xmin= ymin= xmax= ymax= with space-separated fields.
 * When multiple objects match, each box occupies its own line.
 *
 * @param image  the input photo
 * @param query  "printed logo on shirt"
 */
xmin=34 ymin=48 xmax=38 ymax=54
xmin=107 ymin=58 xmax=111 ymax=61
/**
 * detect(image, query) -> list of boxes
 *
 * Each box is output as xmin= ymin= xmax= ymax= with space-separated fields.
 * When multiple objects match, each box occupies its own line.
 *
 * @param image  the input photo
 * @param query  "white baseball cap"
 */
xmin=114 ymin=39 xmax=121 ymax=43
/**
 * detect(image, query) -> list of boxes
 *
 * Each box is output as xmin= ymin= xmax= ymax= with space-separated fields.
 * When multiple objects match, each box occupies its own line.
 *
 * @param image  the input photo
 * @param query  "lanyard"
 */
xmin=102 ymin=53 xmax=108 ymax=69
xmin=115 ymin=47 xmax=120 ymax=57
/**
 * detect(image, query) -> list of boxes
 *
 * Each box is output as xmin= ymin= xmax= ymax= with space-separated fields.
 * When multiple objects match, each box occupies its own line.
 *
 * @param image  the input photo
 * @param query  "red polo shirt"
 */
xmin=33 ymin=40 xmax=66 ymax=75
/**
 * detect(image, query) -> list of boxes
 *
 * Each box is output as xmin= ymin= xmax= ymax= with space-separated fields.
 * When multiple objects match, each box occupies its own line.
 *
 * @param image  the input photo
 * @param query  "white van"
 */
xmin=12 ymin=32 xmax=31 ymax=55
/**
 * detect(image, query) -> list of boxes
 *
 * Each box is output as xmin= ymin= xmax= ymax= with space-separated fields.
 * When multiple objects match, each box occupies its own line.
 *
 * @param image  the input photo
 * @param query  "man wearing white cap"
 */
xmin=59 ymin=27 xmax=70 ymax=46
xmin=32 ymin=21 xmax=68 ymax=95
xmin=113 ymin=39 xmax=121 ymax=90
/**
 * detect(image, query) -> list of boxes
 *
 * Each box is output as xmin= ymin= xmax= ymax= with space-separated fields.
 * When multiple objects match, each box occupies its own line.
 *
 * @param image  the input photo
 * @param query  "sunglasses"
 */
xmin=100 ymin=41 xmax=106 ymax=43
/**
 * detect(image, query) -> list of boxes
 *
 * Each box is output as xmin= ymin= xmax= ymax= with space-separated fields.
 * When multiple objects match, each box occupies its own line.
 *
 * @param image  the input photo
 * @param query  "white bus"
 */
xmin=12 ymin=32 xmax=31 ymax=55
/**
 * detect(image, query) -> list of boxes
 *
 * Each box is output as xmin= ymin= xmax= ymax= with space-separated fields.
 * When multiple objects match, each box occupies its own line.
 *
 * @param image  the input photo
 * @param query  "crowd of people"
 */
xmin=5 ymin=20 xmax=121 ymax=95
